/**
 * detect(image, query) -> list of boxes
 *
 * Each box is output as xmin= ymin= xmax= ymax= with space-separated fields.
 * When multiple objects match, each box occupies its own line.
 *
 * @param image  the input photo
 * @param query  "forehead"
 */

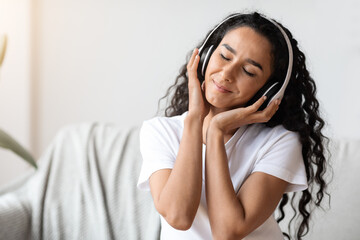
xmin=219 ymin=26 xmax=273 ymax=69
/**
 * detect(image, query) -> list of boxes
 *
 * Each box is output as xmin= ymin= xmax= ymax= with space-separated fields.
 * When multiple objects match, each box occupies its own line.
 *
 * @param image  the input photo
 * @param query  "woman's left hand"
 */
xmin=209 ymin=96 xmax=281 ymax=134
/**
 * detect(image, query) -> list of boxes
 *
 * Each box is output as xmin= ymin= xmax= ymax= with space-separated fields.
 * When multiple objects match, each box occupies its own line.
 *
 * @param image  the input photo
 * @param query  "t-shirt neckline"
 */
xmin=223 ymin=125 xmax=247 ymax=148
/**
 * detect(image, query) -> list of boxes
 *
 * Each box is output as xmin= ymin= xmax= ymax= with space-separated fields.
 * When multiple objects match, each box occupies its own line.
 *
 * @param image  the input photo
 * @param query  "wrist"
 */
xmin=208 ymin=116 xmax=225 ymax=133
xmin=186 ymin=112 xmax=205 ymax=124
xmin=206 ymin=122 xmax=224 ymax=143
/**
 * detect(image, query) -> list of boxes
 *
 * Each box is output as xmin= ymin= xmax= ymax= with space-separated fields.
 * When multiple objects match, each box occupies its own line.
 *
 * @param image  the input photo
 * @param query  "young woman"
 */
xmin=137 ymin=12 xmax=329 ymax=240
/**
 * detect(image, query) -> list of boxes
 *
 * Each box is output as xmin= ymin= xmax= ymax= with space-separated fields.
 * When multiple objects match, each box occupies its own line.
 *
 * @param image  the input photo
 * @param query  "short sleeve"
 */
xmin=137 ymin=119 xmax=177 ymax=191
xmin=252 ymin=130 xmax=308 ymax=193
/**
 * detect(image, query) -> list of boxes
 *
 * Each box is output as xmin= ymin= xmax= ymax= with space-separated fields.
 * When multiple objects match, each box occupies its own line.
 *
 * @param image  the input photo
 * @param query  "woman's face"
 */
xmin=204 ymin=26 xmax=273 ymax=112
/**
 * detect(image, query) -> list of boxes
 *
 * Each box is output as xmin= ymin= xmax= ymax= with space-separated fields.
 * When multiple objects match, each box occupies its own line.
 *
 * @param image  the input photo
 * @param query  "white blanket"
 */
xmin=0 ymin=122 xmax=160 ymax=240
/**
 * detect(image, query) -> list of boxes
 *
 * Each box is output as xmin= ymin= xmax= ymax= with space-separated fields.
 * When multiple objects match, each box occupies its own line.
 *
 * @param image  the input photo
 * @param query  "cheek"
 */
xmin=203 ymin=80 xmax=220 ymax=104
xmin=237 ymin=81 xmax=262 ymax=100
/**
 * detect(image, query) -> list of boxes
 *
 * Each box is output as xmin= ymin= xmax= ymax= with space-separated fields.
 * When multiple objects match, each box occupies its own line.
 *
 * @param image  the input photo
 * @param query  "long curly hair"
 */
xmin=158 ymin=12 xmax=330 ymax=239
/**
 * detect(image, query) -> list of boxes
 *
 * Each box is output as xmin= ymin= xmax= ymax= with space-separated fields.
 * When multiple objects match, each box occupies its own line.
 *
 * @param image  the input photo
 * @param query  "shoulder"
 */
xmin=244 ymin=123 xmax=303 ymax=163
xmin=238 ymin=124 xmax=301 ymax=158
xmin=140 ymin=112 xmax=188 ymax=145
xmin=246 ymin=124 xmax=301 ymax=145
xmin=141 ymin=112 xmax=187 ymax=134
xmin=143 ymin=112 xmax=186 ymax=130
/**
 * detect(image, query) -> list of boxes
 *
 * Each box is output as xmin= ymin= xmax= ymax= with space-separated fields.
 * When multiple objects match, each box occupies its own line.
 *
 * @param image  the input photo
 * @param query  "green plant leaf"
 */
xmin=0 ymin=34 xmax=7 ymax=68
xmin=0 ymin=128 xmax=37 ymax=169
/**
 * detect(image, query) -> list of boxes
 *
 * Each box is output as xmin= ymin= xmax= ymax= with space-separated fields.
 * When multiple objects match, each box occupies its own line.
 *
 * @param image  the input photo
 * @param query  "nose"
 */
xmin=221 ymin=64 xmax=238 ymax=83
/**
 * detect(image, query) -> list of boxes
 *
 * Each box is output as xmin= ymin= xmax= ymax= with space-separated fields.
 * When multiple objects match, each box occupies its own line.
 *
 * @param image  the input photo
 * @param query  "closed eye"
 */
xmin=243 ymin=68 xmax=255 ymax=77
xmin=220 ymin=53 xmax=230 ymax=61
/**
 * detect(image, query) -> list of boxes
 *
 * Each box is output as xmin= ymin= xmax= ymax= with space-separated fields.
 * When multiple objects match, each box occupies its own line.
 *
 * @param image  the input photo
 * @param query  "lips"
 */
xmin=212 ymin=80 xmax=232 ymax=93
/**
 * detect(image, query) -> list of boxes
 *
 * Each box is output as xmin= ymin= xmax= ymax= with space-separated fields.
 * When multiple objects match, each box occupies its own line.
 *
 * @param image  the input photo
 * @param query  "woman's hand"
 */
xmin=187 ymin=48 xmax=210 ymax=120
xmin=209 ymin=96 xmax=280 ymax=134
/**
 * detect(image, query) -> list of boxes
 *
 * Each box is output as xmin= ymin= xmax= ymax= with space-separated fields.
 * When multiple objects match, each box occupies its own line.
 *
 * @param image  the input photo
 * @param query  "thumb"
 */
xmin=201 ymin=81 xmax=205 ymax=91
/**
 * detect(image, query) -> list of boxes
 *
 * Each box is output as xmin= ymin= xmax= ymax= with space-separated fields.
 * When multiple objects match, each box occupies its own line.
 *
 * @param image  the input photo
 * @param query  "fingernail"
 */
xmin=263 ymin=96 xmax=267 ymax=100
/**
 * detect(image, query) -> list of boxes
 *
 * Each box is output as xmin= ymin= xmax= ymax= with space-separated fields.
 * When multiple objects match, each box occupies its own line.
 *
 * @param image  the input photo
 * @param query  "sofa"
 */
xmin=0 ymin=123 xmax=160 ymax=240
xmin=0 ymin=122 xmax=359 ymax=239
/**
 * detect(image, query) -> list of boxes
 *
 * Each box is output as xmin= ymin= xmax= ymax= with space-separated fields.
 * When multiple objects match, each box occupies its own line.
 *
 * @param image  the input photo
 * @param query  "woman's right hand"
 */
xmin=187 ymin=48 xmax=210 ymax=120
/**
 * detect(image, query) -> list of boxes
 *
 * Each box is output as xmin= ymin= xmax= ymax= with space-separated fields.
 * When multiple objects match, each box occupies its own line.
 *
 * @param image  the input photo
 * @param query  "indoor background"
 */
xmin=0 ymin=0 xmax=358 ymax=190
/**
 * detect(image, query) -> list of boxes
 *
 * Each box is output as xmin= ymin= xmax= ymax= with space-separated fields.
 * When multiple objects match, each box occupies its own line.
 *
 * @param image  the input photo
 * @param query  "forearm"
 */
xmin=157 ymin=114 xmax=203 ymax=224
xmin=205 ymin=126 xmax=247 ymax=239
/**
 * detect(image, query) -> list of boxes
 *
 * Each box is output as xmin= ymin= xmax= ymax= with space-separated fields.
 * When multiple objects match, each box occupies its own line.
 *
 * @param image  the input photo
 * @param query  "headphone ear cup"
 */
xmin=246 ymin=80 xmax=281 ymax=111
xmin=197 ymin=45 xmax=215 ymax=82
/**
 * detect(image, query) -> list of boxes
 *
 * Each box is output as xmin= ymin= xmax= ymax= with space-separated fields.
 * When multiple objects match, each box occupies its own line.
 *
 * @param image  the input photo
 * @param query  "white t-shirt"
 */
xmin=137 ymin=111 xmax=308 ymax=240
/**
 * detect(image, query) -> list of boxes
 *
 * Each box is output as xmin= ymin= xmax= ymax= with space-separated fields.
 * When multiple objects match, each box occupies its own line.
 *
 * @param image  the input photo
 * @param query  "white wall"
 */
xmin=32 ymin=0 xmax=360 ymax=159
xmin=0 ymin=0 xmax=33 ymax=187
xmin=1 ymin=0 xmax=360 ymax=185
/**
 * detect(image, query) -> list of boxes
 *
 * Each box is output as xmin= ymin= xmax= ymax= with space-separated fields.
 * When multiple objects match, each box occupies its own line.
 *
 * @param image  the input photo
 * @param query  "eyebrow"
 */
xmin=221 ymin=43 xmax=263 ymax=71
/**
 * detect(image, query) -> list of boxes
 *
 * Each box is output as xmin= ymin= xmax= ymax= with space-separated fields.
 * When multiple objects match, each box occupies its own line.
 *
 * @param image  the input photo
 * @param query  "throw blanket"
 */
xmin=0 ymin=123 xmax=160 ymax=240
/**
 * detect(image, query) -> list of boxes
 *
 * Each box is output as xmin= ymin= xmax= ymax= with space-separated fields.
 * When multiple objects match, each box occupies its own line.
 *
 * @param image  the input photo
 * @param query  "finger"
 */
xmin=187 ymin=48 xmax=199 ymax=69
xmin=188 ymin=53 xmax=200 ymax=83
xmin=258 ymin=99 xmax=280 ymax=122
xmin=191 ymin=52 xmax=200 ymax=70
xmin=248 ymin=96 xmax=267 ymax=112
xmin=201 ymin=81 xmax=205 ymax=91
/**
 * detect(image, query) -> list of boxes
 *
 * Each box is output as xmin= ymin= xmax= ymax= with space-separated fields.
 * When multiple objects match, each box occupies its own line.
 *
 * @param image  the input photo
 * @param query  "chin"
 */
xmin=207 ymin=100 xmax=233 ymax=111
xmin=206 ymin=96 xmax=244 ymax=111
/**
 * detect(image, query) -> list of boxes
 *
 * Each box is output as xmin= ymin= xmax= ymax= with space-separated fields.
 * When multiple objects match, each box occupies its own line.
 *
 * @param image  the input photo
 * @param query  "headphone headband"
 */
xmin=198 ymin=14 xmax=241 ymax=53
xmin=263 ymin=17 xmax=293 ymax=103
